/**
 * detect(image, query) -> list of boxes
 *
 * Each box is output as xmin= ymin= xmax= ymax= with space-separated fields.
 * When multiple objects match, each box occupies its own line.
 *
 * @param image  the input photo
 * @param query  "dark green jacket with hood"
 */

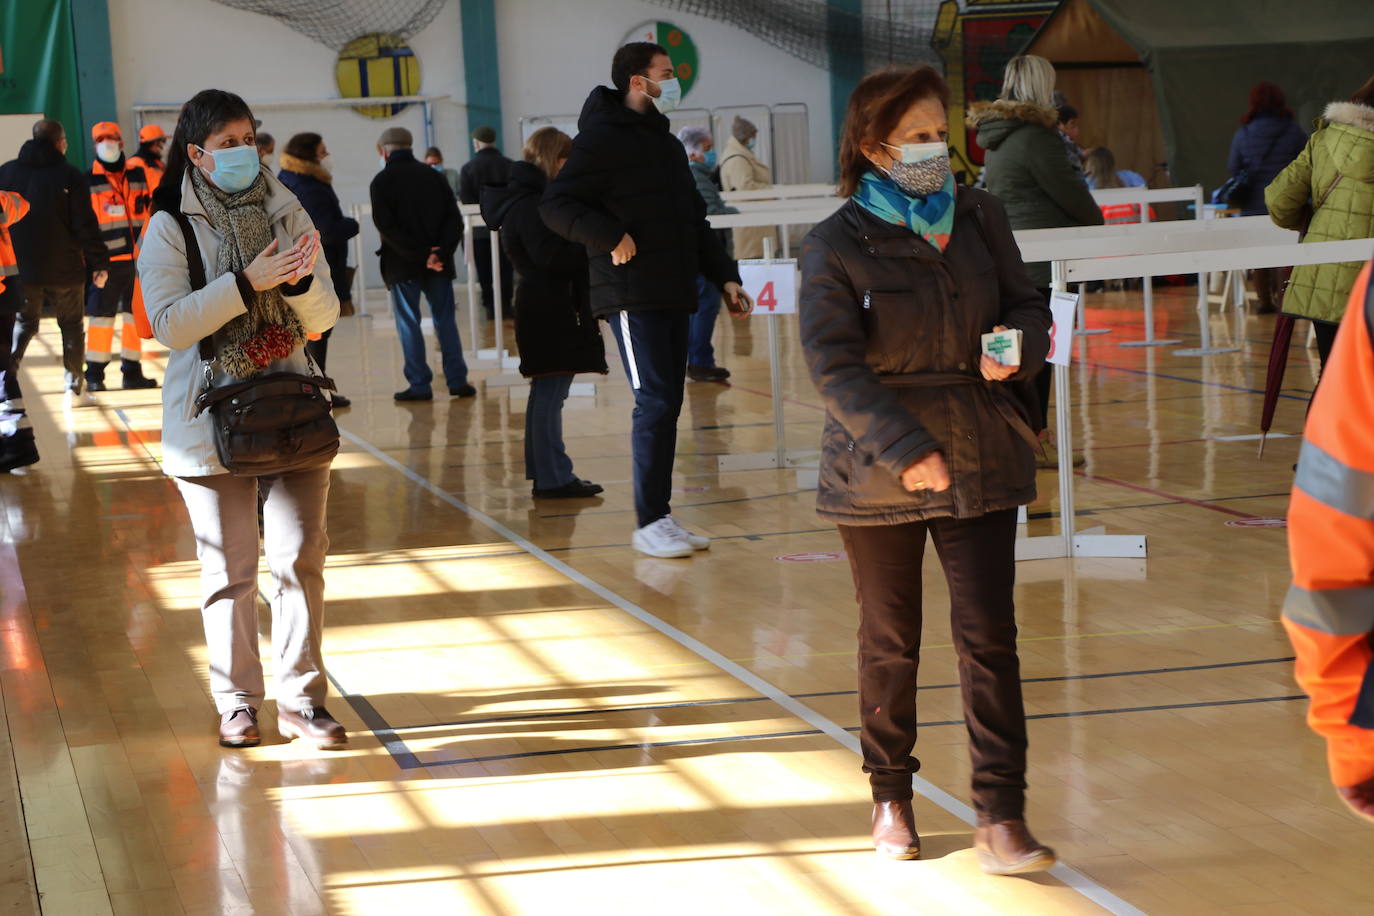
xmin=968 ymin=99 xmax=1103 ymax=288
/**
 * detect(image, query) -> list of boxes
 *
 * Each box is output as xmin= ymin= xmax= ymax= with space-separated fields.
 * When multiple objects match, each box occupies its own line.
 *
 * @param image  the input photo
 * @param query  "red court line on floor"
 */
xmin=1075 ymin=471 xmax=1262 ymax=518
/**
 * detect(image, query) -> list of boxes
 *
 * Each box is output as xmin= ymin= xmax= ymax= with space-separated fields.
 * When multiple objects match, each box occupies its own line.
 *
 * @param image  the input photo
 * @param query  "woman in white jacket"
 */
xmin=139 ymin=89 xmax=344 ymax=750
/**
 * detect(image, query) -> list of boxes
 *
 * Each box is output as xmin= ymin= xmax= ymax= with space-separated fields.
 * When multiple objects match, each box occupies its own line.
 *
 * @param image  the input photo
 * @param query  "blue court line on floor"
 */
xmin=381 ymin=656 xmax=1297 ymax=733
xmin=1083 ymin=361 xmax=1309 ymax=401
xmin=336 ymin=426 xmax=1149 ymax=916
xmin=402 ymin=695 xmax=1307 ymax=769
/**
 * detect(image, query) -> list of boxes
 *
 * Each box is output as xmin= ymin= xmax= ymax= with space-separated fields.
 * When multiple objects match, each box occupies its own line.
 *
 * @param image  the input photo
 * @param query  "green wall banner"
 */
xmin=621 ymin=21 xmax=700 ymax=100
xmin=0 ymin=0 xmax=83 ymax=166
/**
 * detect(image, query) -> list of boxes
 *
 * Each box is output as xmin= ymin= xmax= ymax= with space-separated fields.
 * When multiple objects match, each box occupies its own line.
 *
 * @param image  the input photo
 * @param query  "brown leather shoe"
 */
xmin=872 ymin=800 xmax=921 ymax=859
xmin=974 ymin=820 xmax=1056 ymax=875
xmin=219 ymin=706 xmax=260 ymax=748
xmin=278 ymin=706 xmax=348 ymax=750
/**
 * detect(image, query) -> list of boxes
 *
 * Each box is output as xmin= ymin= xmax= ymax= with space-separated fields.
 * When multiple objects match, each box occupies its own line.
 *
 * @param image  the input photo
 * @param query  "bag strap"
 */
xmin=1316 ymin=173 xmax=1344 ymax=211
xmin=167 ymin=210 xmax=214 ymax=362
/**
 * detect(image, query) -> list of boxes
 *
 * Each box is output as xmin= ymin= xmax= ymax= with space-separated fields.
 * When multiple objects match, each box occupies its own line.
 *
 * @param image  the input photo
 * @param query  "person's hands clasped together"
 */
xmin=426 ymin=248 xmax=445 ymax=273
xmin=900 ymin=450 xmax=950 ymax=493
xmin=243 ymin=233 xmax=319 ymax=291
xmin=980 ymin=324 xmax=1019 ymax=382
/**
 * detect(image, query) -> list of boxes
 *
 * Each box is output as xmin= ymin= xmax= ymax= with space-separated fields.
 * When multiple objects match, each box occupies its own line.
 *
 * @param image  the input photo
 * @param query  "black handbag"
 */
xmin=172 ymin=210 xmax=340 ymax=477
xmin=1212 ymin=125 xmax=1284 ymax=209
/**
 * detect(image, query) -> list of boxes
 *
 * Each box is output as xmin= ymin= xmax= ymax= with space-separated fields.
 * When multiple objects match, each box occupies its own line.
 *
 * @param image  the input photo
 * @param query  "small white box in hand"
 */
xmin=980 ymin=328 xmax=1022 ymax=366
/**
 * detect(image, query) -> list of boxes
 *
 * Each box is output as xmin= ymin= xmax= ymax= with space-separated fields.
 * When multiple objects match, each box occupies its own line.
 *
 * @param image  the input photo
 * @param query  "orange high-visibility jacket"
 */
xmin=0 ymin=190 xmax=30 ymax=294
xmin=127 ymin=155 xmax=164 ymax=193
xmin=89 ymin=159 xmax=151 ymax=263
xmin=1284 ymin=255 xmax=1374 ymax=789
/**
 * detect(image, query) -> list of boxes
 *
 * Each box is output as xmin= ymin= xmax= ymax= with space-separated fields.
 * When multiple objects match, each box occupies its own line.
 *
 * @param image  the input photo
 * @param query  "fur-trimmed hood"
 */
xmin=1318 ymin=101 xmax=1374 ymax=183
xmin=278 ymin=153 xmax=332 ymax=183
xmin=1324 ymin=101 xmax=1374 ymax=135
xmin=967 ymin=99 xmax=1059 ymax=151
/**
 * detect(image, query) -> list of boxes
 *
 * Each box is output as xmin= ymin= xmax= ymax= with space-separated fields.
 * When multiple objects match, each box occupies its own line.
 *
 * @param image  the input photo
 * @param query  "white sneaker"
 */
xmin=664 ymin=515 xmax=710 ymax=551
xmin=64 ymin=388 xmax=97 ymax=409
xmin=632 ymin=518 xmax=694 ymax=558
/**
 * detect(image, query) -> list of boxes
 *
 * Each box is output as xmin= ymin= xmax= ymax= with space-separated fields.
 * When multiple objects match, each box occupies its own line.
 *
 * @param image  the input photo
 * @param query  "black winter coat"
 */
xmin=0 ymin=140 xmax=107 ymax=286
xmin=800 ymin=188 xmax=1050 ymax=525
xmin=460 ymin=147 xmax=512 ymax=240
xmin=540 ymin=87 xmax=739 ymax=318
xmin=369 ymin=148 xmax=462 ymax=288
xmin=278 ymin=159 xmax=359 ymax=302
xmin=480 ymin=162 xmax=607 ymax=377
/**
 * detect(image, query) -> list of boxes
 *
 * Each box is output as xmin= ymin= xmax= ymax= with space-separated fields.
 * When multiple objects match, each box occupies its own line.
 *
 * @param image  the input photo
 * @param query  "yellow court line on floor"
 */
xmin=640 ymin=620 xmax=1281 ymax=670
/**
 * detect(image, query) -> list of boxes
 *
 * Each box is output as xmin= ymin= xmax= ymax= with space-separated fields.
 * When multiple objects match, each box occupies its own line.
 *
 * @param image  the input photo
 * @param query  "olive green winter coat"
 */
xmin=1266 ymin=101 xmax=1374 ymax=324
xmin=968 ymin=99 xmax=1103 ymax=288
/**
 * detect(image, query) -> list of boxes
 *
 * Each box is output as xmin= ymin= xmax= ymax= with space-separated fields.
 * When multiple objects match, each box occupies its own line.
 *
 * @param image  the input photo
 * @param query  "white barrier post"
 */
xmin=350 ymin=204 xmax=367 ymax=316
xmin=1174 ymin=188 xmax=1240 ymax=357
xmin=463 ymin=212 xmax=480 ymax=361
xmin=1074 ymin=283 xmax=1111 ymax=337
xmin=718 ymin=242 xmax=811 ymax=472
xmin=1118 ymin=199 xmax=1181 ymax=348
xmin=762 ymin=238 xmax=787 ymax=469
xmin=490 ymin=228 xmax=505 ymax=356
xmin=1053 ymin=263 xmax=1076 ymax=556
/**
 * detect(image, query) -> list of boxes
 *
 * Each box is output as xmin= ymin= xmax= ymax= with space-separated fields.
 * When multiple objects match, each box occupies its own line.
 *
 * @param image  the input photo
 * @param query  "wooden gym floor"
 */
xmin=1 ymin=282 xmax=1371 ymax=915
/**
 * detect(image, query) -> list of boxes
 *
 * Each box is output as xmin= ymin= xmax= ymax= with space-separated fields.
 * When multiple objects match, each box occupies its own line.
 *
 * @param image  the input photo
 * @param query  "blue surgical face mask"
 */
xmin=196 ymin=143 xmax=260 ymax=193
xmin=648 ymin=76 xmax=682 ymax=113
xmin=431 ymin=163 xmax=444 ymax=172
xmin=746 ymin=137 xmax=757 ymax=150
xmin=702 ymin=149 xmax=717 ymax=168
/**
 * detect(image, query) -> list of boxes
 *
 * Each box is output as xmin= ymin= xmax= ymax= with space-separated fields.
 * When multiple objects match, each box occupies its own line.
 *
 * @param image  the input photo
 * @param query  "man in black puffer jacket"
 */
xmin=0 ymin=120 xmax=108 ymax=397
xmin=541 ymin=41 xmax=751 ymax=559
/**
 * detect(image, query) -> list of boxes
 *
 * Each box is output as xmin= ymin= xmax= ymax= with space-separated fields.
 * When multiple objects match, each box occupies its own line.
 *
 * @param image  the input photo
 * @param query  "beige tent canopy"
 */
xmin=1026 ymin=0 xmax=1374 ymax=194
xmin=1025 ymin=0 xmax=1165 ymax=185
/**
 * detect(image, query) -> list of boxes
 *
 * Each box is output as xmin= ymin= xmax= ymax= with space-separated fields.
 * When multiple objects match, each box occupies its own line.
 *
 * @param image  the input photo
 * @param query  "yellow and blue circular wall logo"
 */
xmin=336 ymin=33 xmax=421 ymax=118
xmin=621 ymin=21 xmax=699 ymax=100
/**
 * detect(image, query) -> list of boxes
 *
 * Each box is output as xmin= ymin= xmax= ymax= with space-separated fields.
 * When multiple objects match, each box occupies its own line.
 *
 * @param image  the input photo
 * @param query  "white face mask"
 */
xmin=646 ymin=76 xmax=682 ymax=113
xmin=319 ymin=155 xmax=334 ymax=172
xmin=96 ymin=140 xmax=121 ymax=164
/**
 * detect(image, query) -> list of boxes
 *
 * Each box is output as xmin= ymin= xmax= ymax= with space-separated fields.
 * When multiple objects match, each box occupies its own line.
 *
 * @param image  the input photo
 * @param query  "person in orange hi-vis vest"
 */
xmin=85 ymin=121 xmax=157 ymax=391
xmin=128 ymin=124 xmax=168 ymax=193
xmin=0 ymin=189 xmax=38 ymax=472
xmin=1284 ymin=253 xmax=1374 ymax=824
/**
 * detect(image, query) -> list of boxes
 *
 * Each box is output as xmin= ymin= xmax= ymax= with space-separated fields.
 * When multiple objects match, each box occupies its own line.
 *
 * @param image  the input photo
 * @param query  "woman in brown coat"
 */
xmin=799 ymin=66 xmax=1054 ymax=873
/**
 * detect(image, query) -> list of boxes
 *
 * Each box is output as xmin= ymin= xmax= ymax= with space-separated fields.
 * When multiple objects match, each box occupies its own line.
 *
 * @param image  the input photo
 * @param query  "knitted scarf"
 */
xmin=190 ymin=168 xmax=305 ymax=378
xmin=852 ymin=169 xmax=956 ymax=252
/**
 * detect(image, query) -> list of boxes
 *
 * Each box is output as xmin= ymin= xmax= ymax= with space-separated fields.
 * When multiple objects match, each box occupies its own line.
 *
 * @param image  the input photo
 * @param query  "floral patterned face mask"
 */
xmin=880 ymin=140 xmax=951 ymax=197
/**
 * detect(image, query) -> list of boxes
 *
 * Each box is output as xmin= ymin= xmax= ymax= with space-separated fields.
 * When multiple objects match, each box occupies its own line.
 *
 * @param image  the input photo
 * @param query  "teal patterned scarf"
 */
xmin=852 ymin=169 xmax=956 ymax=251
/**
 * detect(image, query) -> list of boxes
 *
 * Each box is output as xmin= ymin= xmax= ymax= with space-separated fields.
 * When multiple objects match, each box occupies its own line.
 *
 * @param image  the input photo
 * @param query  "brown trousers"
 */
xmin=838 ymin=508 xmax=1028 ymax=823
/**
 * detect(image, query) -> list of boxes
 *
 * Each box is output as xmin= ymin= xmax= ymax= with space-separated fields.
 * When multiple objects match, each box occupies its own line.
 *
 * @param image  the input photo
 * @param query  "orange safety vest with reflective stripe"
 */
xmin=127 ymin=155 xmax=164 ymax=193
xmin=89 ymin=159 xmax=151 ymax=262
xmin=0 ymin=190 xmax=30 ymax=294
xmin=1284 ymin=256 xmax=1374 ymax=789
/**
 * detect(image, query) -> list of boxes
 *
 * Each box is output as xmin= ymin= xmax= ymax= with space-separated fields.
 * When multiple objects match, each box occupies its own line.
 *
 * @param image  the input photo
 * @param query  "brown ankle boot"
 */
xmin=218 ymin=706 xmax=260 ymax=748
xmin=974 ymin=820 xmax=1056 ymax=875
xmin=278 ymin=706 xmax=348 ymax=750
xmin=872 ymin=800 xmax=921 ymax=859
